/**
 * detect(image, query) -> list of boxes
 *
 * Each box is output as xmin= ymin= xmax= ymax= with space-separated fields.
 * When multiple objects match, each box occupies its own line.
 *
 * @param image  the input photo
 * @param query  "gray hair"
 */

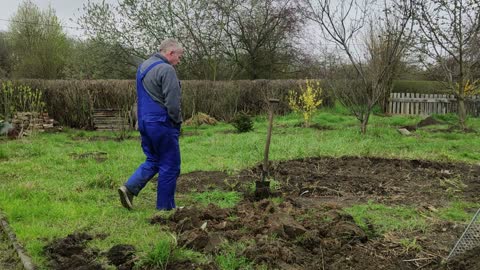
xmin=159 ymin=38 xmax=183 ymax=53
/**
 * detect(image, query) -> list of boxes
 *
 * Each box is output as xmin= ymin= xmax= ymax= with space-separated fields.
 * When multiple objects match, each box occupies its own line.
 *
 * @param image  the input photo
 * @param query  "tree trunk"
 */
xmin=458 ymin=94 xmax=467 ymax=130
xmin=360 ymin=113 xmax=370 ymax=135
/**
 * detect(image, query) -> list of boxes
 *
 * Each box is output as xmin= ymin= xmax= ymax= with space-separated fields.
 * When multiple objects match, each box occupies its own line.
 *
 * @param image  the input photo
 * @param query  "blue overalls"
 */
xmin=125 ymin=60 xmax=181 ymax=210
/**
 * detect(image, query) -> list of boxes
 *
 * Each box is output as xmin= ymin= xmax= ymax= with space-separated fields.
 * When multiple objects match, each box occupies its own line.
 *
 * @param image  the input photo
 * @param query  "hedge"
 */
xmin=0 ymin=79 xmax=450 ymax=129
xmin=1 ymin=79 xmax=335 ymax=129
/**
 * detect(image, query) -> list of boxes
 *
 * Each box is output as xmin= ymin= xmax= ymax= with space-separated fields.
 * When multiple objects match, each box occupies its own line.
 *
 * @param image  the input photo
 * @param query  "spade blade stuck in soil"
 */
xmin=255 ymin=179 xmax=271 ymax=200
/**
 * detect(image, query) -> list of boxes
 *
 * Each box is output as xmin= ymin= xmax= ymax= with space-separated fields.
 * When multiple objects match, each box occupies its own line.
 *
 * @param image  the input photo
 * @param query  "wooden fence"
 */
xmin=388 ymin=93 xmax=480 ymax=117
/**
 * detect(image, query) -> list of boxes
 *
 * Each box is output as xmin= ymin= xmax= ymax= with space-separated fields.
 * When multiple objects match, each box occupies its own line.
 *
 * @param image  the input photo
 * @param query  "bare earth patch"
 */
xmin=44 ymin=157 xmax=480 ymax=269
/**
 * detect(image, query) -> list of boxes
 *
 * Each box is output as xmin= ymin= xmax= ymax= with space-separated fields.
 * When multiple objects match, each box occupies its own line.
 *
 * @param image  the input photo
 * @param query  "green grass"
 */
xmin=189 ymin=190 xmax=242 ymax=208
xmin=140 ymin=237 xmax=176 ymax=269
xmin=344 ymin=201 xmax=428 ymax=236
xmin=399 ymin=238 xmax=422 ymax=252
xmin=344 ymin=200 xmax=480 ymax=239
xmin=215 ymin=252 xmax=251 ymax=270
xmin=215 ymin=242 xmax=253 ymax=270
xmin=0 ymin=109 xmax=479 ymax=268
xmin=437 ymin=201 xmax=480 ymax=222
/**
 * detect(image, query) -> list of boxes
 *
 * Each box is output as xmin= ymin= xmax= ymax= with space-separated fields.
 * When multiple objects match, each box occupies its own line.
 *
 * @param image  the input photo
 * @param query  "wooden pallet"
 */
xmin=93 ymin=109 xmax=131 ymax=131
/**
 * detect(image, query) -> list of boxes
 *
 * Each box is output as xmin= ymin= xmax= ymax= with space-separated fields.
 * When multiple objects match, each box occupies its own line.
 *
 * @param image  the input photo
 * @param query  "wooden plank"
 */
xmin=405 ymin=93 xmax=412 ymax=114
xmin=395 ymin=93 xmax=400 ymax=114
xmin=409 ymin=93 xmax=413 ymax=114
xmin=392 ymin=93 xmax=397 ymax=114
xmin=389 ymin=97 xmax=456 ymax=102
xmin=426 ymin=94 xmax=431 ymax=115
xmin=443 ymin=94 xmax=447 ymax=114
xmin=93 ymin=112 xmax=120 ymax=116
xmin=418 ymin=93 xmax=423 ymax=115
xmin=389 ymin=93 xmax=393 ymax=114
xmin=94 ymin=109 xmax=121 ymax=113
xmin=412 ymin=93 xmax=416 ymax=114
xmin=94 ymin=120 xmax=127 ymax=125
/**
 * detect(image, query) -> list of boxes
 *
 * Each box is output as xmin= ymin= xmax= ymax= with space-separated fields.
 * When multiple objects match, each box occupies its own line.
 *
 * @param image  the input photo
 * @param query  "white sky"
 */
xmin=0 ymin=0 xmax=112 ymax=38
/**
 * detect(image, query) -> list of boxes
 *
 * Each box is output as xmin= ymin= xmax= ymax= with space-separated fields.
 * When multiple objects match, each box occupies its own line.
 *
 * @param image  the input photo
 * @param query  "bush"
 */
xmin=231 ymin=112 xmax=253 ymax=133
xmin=392 ymin=80 xmax=450 ymax=94
xmin=288 ymin=80 xmax=323 ymax=127
xmin=1 ymin=81 xmax=45 ymax=121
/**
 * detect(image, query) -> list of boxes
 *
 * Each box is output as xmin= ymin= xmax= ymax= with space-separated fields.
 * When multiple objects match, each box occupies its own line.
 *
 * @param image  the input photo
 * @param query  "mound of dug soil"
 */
xmin=106 ymin=244 xmax=135 ymax=270
xmin=444 ymin=246 xmax=480 ymax=270
xmin=171 ymin=156 xmax=480 ymax=269
xmin=418 ymin=116 xmax=443 ymax=128
xmin=179 ymin=157 xmax=480 ymax=207
xmin=44 ymin=232 xmax=103 ymax=270
xmin=44 ymin=157 xmax=480 ymax=269
xmin=151 ymin=201 xmax=399 ymax=269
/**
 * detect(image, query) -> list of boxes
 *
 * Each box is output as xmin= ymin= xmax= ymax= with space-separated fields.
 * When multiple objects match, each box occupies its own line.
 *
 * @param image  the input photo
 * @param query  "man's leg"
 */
xmin=147 ymin=122 xmax=181 ymax=210
xmin=120 ymin=132 xmax=159 ymax=209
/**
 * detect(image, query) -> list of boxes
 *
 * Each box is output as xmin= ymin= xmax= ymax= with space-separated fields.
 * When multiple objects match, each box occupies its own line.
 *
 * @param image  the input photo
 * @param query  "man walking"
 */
xmin=118 ymin=38 xmax=183 ymax=211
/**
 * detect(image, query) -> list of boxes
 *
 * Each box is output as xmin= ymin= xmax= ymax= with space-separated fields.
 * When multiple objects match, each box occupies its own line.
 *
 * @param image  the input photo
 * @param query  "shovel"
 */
xmin=255 ymin=98 xmax=279 ymax=199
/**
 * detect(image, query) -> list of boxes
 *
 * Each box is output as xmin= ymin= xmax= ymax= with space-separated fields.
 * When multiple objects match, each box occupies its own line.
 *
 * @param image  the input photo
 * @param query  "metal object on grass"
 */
xmin=447 ymin=208 xmax=480 ymax=260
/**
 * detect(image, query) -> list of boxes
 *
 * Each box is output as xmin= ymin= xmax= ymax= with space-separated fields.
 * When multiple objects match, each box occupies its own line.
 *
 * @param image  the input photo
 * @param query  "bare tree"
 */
xmin=217 ymin=0 xmax=303 ymax=79
xmin=78 ymin=0 xmax=177 ymax=67
xmin=78 ymin=0 xmax=302 ymax=80
xmin=168 ymin=0 xmax=235 ymax=80
xmin=301 ymin=0 xmax=414 ymax=134
xmin=414 ymin=0 xmax=480 ymax=129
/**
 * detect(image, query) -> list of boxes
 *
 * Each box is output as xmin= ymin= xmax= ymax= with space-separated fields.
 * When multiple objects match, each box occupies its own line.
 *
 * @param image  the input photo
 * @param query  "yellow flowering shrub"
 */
xmin=288 ymin=80 xmax=323 ymax=127
xmin=463 ymin=80 xmax=480 ymax=96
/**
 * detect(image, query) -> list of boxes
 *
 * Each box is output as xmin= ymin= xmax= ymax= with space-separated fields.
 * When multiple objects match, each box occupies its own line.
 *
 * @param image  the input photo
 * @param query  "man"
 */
xmin=118 ymin=38 xmax=183 ymax=211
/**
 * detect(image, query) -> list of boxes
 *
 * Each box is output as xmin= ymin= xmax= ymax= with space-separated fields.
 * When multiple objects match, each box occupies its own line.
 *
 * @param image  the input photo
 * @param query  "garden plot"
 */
xmin=45 ymin=156 xmax=480 ymax=269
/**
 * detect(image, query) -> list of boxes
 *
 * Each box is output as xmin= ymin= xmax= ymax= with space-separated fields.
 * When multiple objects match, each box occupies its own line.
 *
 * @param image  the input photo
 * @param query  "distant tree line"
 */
xmin=1 ymin=0 xmax=478 ymax=83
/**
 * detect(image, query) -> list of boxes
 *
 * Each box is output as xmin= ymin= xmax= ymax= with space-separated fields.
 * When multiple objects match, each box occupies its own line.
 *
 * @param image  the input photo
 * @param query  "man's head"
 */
xmin=159 ymin=38 xmax=183 ymax=66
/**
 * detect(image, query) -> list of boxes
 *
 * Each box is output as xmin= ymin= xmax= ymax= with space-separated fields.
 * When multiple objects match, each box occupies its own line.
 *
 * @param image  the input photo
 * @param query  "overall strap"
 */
xmin=138 ymin=60 xmax=165 ymax=80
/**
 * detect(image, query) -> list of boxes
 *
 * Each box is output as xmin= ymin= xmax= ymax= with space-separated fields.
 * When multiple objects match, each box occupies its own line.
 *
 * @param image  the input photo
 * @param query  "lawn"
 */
xmin=1 ymin=107 xmax=479 ymax=269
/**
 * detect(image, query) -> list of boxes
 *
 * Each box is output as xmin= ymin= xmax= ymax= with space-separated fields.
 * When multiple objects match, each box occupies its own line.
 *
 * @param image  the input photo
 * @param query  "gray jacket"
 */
xmin=140 ymin=53 xmax=182 ymax=125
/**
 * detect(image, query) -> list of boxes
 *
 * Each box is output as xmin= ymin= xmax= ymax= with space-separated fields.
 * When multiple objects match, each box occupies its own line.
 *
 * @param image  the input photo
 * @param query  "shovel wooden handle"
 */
xmin=262 ymin=99 xmax=279 ymax=179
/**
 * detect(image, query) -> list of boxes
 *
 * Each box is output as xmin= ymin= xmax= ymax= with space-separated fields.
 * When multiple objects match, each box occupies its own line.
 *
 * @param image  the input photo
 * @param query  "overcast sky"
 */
xmin=0 ymin=0 xmax=109 ymax=38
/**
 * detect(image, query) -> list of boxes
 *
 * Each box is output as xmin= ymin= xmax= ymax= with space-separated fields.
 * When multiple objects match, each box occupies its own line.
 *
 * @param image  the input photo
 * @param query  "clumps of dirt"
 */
xmin=44 ymin=232 xmax=103 ymax=270
xmin=272 ymin=157 xmax=480 ymax=205
xmin=168 ymin=260 xmax=218 ymax=270
xmin=151 ymin=200 xmax=375 ymax=269
xmin=310 ymin=123 xmax=334 ymax=130
xmin=106 ymin=244 xmax=136 ymax=270
xmin=418 ymin=116 xmax=443 ymax=128
xmin=176 ymin=171 xmax=230 ymax=193
xmin=44 ymin=232 xmax=138 ymax=270
xmin=294 ymin=122 xmax=334 ymax=130
xmin=165 ymin=157 xmax=480 ymax=268
xmin=178 ymin=157 xmax=480 ymax=207
xmin=401 ymin=116 xmax=443 ymax=131
xmin=444 ymin=246 xmax=480 ymax=270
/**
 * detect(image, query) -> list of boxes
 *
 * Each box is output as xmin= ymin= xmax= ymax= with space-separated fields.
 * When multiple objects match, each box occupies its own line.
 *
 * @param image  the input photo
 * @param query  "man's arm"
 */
xmin=161 ymin=66 xmax=182 ymax=126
